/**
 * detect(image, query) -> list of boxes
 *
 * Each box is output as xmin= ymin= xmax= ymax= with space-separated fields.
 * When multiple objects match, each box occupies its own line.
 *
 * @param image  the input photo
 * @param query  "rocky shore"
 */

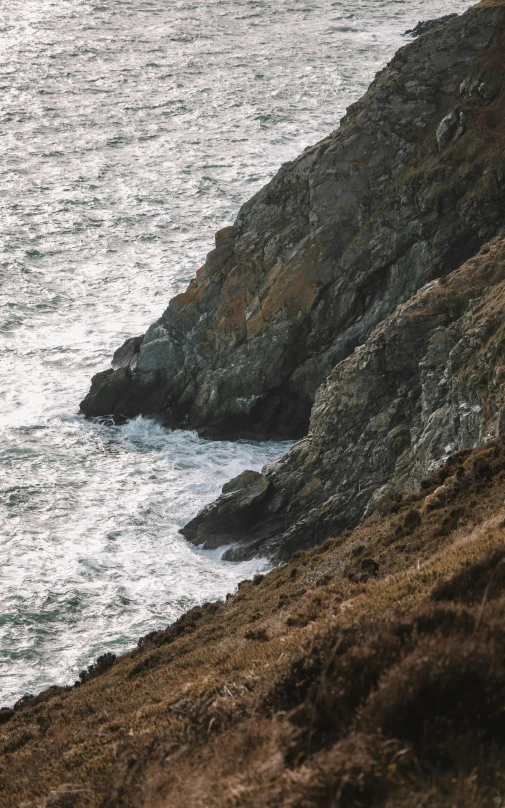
xmin=184 ymin=237 xmax=505 ymax=560
xmin=78 ymin=0 xmax=505 ymax=567
xmin=175 ymin=1 xmax=504 ymax=561
xmin=3 ymin=434 xmax=505 ymax=806
xmin=81 ymin=2 xmax=505 ymax=450
xmin=5 ymin=4 xmax=505 ymax=804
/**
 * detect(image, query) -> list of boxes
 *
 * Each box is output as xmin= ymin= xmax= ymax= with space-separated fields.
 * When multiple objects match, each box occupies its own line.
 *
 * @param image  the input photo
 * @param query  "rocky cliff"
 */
xmin=6 ymin=7 xmax=505 ymax=804
xmin=179 ymin=2 xmax=505 ymax=561
xmin=184 ymin=237 xmax=505 ymax=560
xmin=81 ymin=2 xmax=505 ymax=444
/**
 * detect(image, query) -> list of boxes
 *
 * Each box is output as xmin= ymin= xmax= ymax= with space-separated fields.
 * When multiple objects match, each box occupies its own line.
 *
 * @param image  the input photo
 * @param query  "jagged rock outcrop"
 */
xmin=404 ymin=14 xmax=458 ymax=38
xmin=184 ymin=237 xmax=505 ymax=560
xmin=81 ymin=2 xmax=505 ymax=440
xmin=183 ymin=471 xmax=272 ymax=549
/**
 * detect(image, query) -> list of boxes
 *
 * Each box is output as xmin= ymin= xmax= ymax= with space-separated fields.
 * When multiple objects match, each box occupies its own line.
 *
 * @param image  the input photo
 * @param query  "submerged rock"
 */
xmin=81 ymin=3 xmax=505 ymax=441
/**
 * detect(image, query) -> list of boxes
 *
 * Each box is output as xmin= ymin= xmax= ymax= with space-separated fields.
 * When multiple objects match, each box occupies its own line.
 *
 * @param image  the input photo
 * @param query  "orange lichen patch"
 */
xmin=215 ymin=292 xmax=247 ymax=341
xmin=215 ymin=269 xmax=258 ymax=340
xmin=206 ymin=247 xmax=234 ymax=278
xmin=173 ymin=278 xmax=198 ymax=308
xmin=174 ymin=250 xmax=238 ymax=312
xmin=245 ymin=305 xmax=267 ymax=339
xmin=298 ymin=478 xmax=323 ymax=498
xmin=257 ymin=265 xmax=319 ymax=325
xmin=215 ymin=226 xmax=236 ymax=248
xmin=242 ymin=235 xmax=324 ymax=335
xmin=173 ymin=275 xmax=210 ymax=310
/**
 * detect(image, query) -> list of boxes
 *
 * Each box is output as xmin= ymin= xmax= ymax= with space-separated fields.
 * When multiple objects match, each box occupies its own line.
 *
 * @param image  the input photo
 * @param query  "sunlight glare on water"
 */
xmin=0 ymin=0 xmax=467 ymax=704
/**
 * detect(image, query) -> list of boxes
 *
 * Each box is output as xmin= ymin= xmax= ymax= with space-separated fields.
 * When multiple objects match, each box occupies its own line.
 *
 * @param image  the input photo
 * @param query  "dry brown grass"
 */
xmin=3 ymin=438 xmax=505 ymax=806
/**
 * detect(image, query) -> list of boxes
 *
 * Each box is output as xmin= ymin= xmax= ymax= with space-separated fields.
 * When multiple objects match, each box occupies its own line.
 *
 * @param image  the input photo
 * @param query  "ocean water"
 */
xmin=0 ymin=0 xmax=467 ymax=705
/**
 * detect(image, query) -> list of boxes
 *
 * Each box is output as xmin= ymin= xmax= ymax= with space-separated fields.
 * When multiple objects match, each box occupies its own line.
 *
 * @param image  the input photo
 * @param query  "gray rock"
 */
xmin=187 ymin=237 xmax=505 ymax=561
xmin=80 ymin=4 xmax=505 ymax=440
xmin=112 ymin=335 xmax=144 ymax=370
xmin=436 ymin=111 xmax=459 ymax=150
xmin=181 ymin=471 xmax=272 ymax=552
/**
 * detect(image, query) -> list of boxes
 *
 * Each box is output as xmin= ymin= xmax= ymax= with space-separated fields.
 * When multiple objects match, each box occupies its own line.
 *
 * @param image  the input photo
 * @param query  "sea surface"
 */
xmin=1 ymin=0 xmax=467 ymax=705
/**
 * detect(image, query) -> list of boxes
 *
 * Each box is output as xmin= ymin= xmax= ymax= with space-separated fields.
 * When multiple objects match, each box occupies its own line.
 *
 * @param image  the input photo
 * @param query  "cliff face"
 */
xmin=81 ymin=3 xmax=505 ymax=441
xmin=182 ymin=237 xmax=505 ymax=559
xmin=7 ymin=11 xmax=505 ymax=801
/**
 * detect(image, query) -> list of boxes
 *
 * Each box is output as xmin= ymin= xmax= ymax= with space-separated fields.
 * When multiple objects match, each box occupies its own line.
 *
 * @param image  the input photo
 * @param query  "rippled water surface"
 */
xmin=1 ymin=0 xmax=467 ymax=704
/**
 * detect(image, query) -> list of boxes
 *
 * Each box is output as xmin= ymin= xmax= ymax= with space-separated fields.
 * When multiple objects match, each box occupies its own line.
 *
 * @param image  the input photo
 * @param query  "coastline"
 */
xmin=4 ymin=4 xmax=505 ymax=803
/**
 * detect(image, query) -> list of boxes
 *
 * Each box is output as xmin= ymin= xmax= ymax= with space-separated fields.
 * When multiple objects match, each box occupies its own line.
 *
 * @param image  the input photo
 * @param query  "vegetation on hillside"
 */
xmin=3 ymin=437 xmax=505 ymax=806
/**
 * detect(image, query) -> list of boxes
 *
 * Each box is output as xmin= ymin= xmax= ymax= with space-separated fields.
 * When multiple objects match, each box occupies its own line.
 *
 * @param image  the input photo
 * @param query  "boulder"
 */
xmin=181 ymin=471 xmax=272 ymax=553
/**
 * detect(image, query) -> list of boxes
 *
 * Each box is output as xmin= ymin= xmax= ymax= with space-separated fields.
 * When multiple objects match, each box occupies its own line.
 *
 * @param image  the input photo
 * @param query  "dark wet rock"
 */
xmin=82 ymin=367 xmax=132 ymax=423
xmin=112 ymin=335 xmax=144 ymax=370
xmin=181 ymin=471 xmax=273 ymax=553
xmin=80 ymin=5 xmax=505 ymax=439
xmin=404 ymin=14 xmax=458 ymax=38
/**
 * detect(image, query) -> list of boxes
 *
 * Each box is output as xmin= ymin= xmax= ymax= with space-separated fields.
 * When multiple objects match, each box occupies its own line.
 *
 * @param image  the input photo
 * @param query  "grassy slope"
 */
xmin=3 ymin=7 xmax=505 ymax=802
xmin=3 ymin=432 xmax=505 ymax=806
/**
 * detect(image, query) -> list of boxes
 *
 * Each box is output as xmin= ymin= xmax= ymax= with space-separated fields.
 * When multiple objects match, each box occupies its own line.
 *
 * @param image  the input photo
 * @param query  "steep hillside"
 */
xmin=3 ymin=437 xmax=505 ymax=806
xmin=81 ymin=3 xmax=505 ymax=441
